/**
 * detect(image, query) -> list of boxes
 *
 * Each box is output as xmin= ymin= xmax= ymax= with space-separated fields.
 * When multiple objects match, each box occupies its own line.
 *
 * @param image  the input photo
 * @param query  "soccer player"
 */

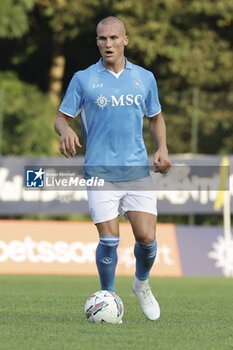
xmin=54 ymin=16 xmax=171 ymax=321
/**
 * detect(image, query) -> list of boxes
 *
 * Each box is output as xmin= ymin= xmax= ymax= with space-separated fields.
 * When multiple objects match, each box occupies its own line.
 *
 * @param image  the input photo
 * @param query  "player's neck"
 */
xmin=102 ymin=57 xmax=126 ymax=73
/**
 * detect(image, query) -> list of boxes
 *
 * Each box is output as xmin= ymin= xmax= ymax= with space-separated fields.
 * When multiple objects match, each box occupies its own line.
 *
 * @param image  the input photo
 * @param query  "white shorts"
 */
xmin=87 ymin=177 xmax=157 ymax=224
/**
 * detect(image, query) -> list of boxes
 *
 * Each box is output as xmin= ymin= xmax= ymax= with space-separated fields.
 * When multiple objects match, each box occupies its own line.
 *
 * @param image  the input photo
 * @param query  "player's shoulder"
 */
xmin=131 ymin=62 xmax=154 ymax=76
xmin=73 ymin=63 xmax=97 ymax=80
xmin=130 ymin=62 xmax=156 ymax=83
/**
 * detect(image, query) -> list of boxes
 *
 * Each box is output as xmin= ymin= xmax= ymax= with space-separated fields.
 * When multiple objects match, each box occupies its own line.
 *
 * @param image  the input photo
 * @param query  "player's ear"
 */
xmin=124 ymin=35 xmax=129 ymax=47
xmin=96 ymin=37 xmax=99 ymax=47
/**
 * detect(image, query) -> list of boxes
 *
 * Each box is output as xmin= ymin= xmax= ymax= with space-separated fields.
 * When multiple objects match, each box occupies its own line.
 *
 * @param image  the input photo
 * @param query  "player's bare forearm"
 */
xmin=149 ymin=112 xmax=171 ymax=173
xmin=54 ymin=112 xmax=71 ymax=135
xmin=149 ymin=112 xmax=167 ymax=149
xmin=54 ymin=112 xmax=82 ymax=158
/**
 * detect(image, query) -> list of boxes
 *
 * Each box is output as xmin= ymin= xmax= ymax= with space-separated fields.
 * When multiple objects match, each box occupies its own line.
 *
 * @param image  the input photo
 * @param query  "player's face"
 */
xmin=96 ymin=22 xmax=129 ymax=69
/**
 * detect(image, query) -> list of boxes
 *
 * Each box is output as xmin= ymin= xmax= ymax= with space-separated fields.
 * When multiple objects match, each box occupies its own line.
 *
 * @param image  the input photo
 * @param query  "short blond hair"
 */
xmin=96 ymin=16 xmax=126 ymax=35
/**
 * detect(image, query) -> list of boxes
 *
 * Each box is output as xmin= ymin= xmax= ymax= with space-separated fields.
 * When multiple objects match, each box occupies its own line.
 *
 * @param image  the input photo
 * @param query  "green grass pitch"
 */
xmin=0 ymin=275 xmax=232 ymax=350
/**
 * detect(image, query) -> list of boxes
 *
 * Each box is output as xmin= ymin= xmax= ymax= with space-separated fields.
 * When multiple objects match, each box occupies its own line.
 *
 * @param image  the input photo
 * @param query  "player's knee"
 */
xmin=96 ymin=219 xmax=119 ymax=237
xmin=136 ymin=229 xmax=156 ymax=244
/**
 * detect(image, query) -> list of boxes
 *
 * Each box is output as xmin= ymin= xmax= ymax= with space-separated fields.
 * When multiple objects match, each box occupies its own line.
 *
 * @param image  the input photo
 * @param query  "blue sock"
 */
xmin=96 ymin=236 xmax=119 ymax=292
xmin=134 ymin=239 xmax=157 ymax=280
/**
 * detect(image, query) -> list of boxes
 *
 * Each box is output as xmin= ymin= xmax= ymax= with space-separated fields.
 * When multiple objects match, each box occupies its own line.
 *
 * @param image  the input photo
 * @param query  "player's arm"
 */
xmin=149 ymin=112 xmax=171 ymax=173
xmin=54 ymin=111 xmax=82 ymax=158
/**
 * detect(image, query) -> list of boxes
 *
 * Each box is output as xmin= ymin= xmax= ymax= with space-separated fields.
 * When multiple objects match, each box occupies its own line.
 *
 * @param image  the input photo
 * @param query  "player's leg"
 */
xmin=121 ymin=188 xmax=160 ymax=320
xmin=95 ymin=218 xmax=120 ymax=293
xmin=127 ymin=211 xmax=157 ymax=281
xmin=121 ymin=189 xmax=158 ymax=280
xmin=127 ymin=211 xmax=160 ymax=321
xmin=87 ymin=189 xmax=121 ymax=293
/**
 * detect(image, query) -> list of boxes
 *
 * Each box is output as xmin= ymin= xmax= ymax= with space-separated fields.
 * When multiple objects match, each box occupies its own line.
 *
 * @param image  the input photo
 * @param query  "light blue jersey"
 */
xmin=59 ymin=58 xmax=161 ymax=181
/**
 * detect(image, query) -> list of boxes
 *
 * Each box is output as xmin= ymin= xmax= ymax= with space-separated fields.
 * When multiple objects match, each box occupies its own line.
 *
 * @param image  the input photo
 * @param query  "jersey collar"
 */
xmin=96 ymin=57 xmax=133 ymax=72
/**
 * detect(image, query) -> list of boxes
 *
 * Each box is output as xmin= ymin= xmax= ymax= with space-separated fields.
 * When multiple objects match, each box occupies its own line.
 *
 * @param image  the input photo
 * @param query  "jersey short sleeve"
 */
xmin=145 ymin=74 xmax=161 ymax=117
xmin=59 ymin=73 xmax=83 ymax=118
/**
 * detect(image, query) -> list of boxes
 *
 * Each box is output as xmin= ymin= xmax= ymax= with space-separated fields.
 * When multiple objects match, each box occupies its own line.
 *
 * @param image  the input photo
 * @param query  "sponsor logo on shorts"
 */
xmin=90 ymin=208 xmax=96 ymax=218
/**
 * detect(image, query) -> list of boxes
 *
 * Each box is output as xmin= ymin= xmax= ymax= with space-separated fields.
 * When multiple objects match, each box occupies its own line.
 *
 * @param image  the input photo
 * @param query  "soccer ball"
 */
xmin=84 ymin=290 xmax=124 ymax=324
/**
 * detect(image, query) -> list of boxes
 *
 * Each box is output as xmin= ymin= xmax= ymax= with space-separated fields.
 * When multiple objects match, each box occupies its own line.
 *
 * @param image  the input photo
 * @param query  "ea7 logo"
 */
xmin=111 ymin=94 xmax=143 ymax=106
xmin=92 ymin=83 xmax=103 ymax=88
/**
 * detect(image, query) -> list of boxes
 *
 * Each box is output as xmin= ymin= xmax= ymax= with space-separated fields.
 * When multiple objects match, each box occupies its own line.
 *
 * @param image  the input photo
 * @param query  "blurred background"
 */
xmin=0 ymin=0 xmax=233 ymax=277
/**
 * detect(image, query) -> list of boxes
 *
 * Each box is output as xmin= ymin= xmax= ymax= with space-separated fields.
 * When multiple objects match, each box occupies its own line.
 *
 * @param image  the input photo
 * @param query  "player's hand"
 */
xmin=59 ymin=126 xmax=82 ymax=158
xmin=154 ymin=146 xmax=171 ymax=174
